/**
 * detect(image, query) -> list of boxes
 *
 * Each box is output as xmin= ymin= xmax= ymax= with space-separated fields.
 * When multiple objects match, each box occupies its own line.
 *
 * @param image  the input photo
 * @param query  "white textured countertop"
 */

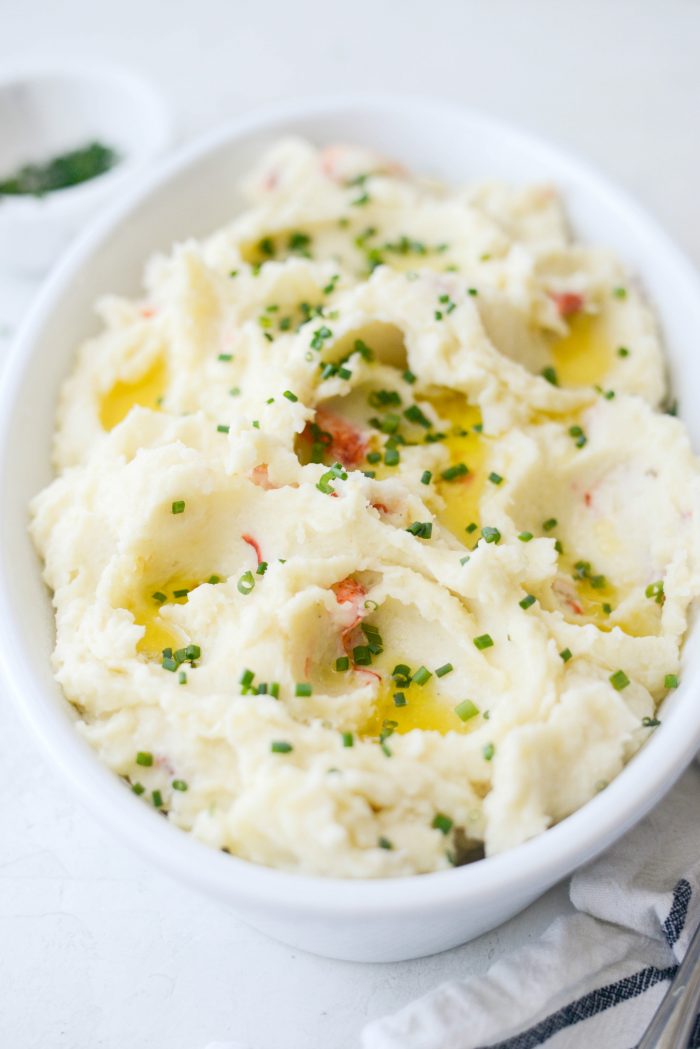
xmin=1 ymin=2 xmax=699 ymax=1046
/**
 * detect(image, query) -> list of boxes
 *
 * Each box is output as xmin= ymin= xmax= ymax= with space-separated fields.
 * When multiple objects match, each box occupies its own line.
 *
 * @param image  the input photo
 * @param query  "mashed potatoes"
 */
xmin=30 ymin=139 xmax=700 ymax=877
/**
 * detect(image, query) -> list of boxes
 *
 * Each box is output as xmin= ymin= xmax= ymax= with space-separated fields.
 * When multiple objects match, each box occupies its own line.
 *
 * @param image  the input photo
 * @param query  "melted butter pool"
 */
xmin=360 ymin=658 xmax=479 ymax=737
xmin=426 ymin=392 xmax=488 ymax=539
xmin=550 ymin=313 xmax=612 ymax=388
xmin=127 ymin=575 xmax=213 ymax=658
xmin=99 ymin=357 xmax=167 ymax=431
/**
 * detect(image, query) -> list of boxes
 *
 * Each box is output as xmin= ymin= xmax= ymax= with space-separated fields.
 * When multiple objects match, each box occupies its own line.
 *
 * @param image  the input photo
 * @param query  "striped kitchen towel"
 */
xmin=362 ymin=762 xmax=700 ymax=1049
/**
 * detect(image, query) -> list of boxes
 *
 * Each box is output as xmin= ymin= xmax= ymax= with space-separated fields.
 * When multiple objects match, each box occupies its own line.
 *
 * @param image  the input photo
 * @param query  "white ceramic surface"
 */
xmin=1 ymin=95 xmax=700 ymax=963
xmin=0 ymin=61 xmax=172 ymax=273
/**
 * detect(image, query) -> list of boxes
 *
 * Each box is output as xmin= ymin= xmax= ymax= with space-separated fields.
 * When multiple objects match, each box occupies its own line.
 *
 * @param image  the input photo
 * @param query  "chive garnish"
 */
xmin=378 ymin=836 xmax=393 ymax=850
xmin=518 ymin=531 xmax=533 ymax=542
xmin=454 ymin=699 xmax=479 ymax=722
xmin=237 ymin=571 xmax=255 ymax=595
xmin=421 ymin=470 xmax=432 ymax=485
xmin=609 ymin=669 xmax=630 ymax=691
xmin=488 ymin=472 xmax=503 ymax=485
xmin=473 ymin=634 xmax=494 ymax=650
xmin=642 ymin=716 xmax=661 ymax=728
xmin=295 ymin=683 xmax=312 ymax=697
xmin=481 ymin=526 xmax=501 ymax=545
xmin=665 ymin=674 xmax=679 ymax=689
xmin=435 ymin=663 xmax=453 ymax=678
xmin=393 ymin=692 xmax=407 ymax=707
xmin=132 ymin=783 xmax=145 ymax=796
xmin=136 ymin=751 xmax=153 ymax=767
xmin=482 ymin=743 xmax=495 ymax=761
xmin=172 ymin=779 xmax=188 ymax=791
xmin=560 ymin=648 xmax=572 ymax=662
xmin=519 ymin=594 xmax=536 ymax=609
xmin=413 ymin=666 xmax=432 ymax=686
xmin=432 ymin=813 xmax=453 ymax=835
xmin=171 ymin=500 xmax=185 ymax=514
xmin=406 ymin=521 xmax=432 ymax=539
xmin=542 ymin=518 xmax=558 ymax=531
xmin=271 ymin=741 xmax=293 ymax=753
xmin=283 ymin=390 xmax=298 ymax=402
xmin=152 ymin=790 xmax=164 ymax=808
xmin=441 ymin=463 xmax=468 ymax=481
xmin=341 ymin=731 xmax=354 ymax=747
xmin=335 ymin=656 xmax=349 ymax=672
xmin=542 ymin=366 xmax=558 ymax=386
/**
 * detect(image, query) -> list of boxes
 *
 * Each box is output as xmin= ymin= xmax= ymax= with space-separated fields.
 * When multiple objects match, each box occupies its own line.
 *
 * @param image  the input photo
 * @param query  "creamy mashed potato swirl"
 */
xmin=31 ymin=139 xmax=700 ymax=877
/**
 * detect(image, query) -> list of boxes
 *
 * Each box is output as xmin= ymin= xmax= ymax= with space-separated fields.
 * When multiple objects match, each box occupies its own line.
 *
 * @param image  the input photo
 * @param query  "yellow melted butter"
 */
xmin=550 ymin=312 xmax=612 ymax=388
xmin=127 ymin=575 xmax=207 ymax=658
xmin=360 ymin=664 xmax=477 ymax=738
xmin=426 ymin=393 xmax=488 ymax=539
xmin=99 ymin=357 xmax=167 ymax=431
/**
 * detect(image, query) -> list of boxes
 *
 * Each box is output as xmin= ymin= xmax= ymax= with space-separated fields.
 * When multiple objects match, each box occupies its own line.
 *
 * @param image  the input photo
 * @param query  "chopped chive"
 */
xmin=131 ymin=782 xmax=145 ymax=796
xmin=136 ymin=751 xmax=153 ymax=767
xmin=269 ymin=683 xmax=280 ymax=699
xmin=240 ymin=668 xmax=254 ymax=688
xmin=602 ymin=603 xmax=612 ymax=614
xmin=256 ymin=561 xmax=268 ymax=576
xmin=488 ymin=472 xmax=503 ymax=485
xmin=173 ymin=588 xmax=189 ymax=598
xmin=432 ymin=813 xmax=453 ymax=835
xmin=218 ymin=353 xmax=233 ymax=362
xmin=152 ymin=790 xmax=163 ymax=808
xmin=609 ymin=669 xmax=630 ymax=691
xmin=341 ymin=731 xmax=354 ymax=747
xmin=178 ymin=670 xmax=187 ymax=685
xmin=541 ymin=366 xmax=558 ymax=386
xmin=335 ymin=656 xmax=350 ymax=672
xmin=271 ymin=741 xmax=293 ymax=753
xmin=645 ymin=580 xmax=665 ymax=604
xmin=171 ymin=500 xmax=185 ymax=514
xmin=459 ymin=555 xmax=470 ymax=565
xmin=413 ymin=666 xmax=432 ymax=686
xmin=612 ymin=286 xmax=627 ymax=299
xmin=454 ymin=699 xmax=479 ymax=721
xmin=172 ymin=779 xmax=188 ymax=791
xmin=519 ymin=594 xmax=536 ymax=609
xmin=393 ymin=691 xmax=407 ymax=707
xmin=665 ymin=673 xmax=679 ymax=689
xmin=353 ymin=645 xmax=372 ymax=666
xmin=542 ymin=518 xmax=558 ymax=531
xmin=283 ymin=390 xmax=298 ymax=402
xmin=384 ymin=447 xmax=400 ymax=467
xmin=560 ymin=648 xmax=572 ymax=663
xmin=367 ymin=451 xmax=382 ymax=464
xmin=403 ymin=404 xmax=432 ymax=428
xmin=518 ymin=531 xmax=534 ymax=542
xmin=421 ymin=470 xmax=432 ymax=485
xmin=406 ymin=521 xmax=432 ymax=539
xmin=229 ymin=387 xmax=241 ymax=397
xmin=435 ymin=663 xmax=453 ymax=678
xmin=295 ymin=683 xmax=312 ymax=697
xmin=473 ymin=634 xmax=494 ymax=650
xmin=441 ymin=462 xmax=469 ymax=481
xmin=378 ymin=836 xmax=393 ymax=850
xmin=617 ymin=346 xmax=630 ymax=358
xmin=482 ymin=743 xmax=495 ymax=761
xmin=237 ymin=571 xmax=255 ymax=595
xmin=403 ymin=369 xmax=416 ymax=384
xmin=642 ymin=716 xmax=661 ymax=728
xmin=465 ymin=522 xmax=478 ymax=534
xmin=152 ymin=591 xmax=167 ymax=604
xmin=481 ymin=526 xmax=501 ymax=545
xmin=208 ymin=575 xmax=221 ymax=584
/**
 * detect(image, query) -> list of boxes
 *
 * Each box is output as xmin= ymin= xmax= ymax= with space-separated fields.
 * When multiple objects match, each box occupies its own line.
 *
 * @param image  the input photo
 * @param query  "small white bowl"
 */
xmin=0 ymin=61 xmax=172 ymax=273
xmin=1 ymin=96 xmax=700 ymax=962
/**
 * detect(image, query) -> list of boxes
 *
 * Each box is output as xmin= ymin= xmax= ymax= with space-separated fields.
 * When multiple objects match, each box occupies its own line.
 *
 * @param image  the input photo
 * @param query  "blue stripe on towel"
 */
xmin=479 ymin=879 xmax=693 ymax=1049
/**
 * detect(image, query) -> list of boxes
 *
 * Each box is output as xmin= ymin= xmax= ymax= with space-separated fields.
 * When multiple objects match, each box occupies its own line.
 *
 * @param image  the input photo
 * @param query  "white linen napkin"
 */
xmin=361 ymin=762 xmax=700 ymax=1049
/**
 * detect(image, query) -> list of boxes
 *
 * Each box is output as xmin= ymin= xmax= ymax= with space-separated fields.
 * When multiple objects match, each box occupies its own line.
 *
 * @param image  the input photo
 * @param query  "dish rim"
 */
xmin=2 ymin=91 xmax=700 ymax=914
